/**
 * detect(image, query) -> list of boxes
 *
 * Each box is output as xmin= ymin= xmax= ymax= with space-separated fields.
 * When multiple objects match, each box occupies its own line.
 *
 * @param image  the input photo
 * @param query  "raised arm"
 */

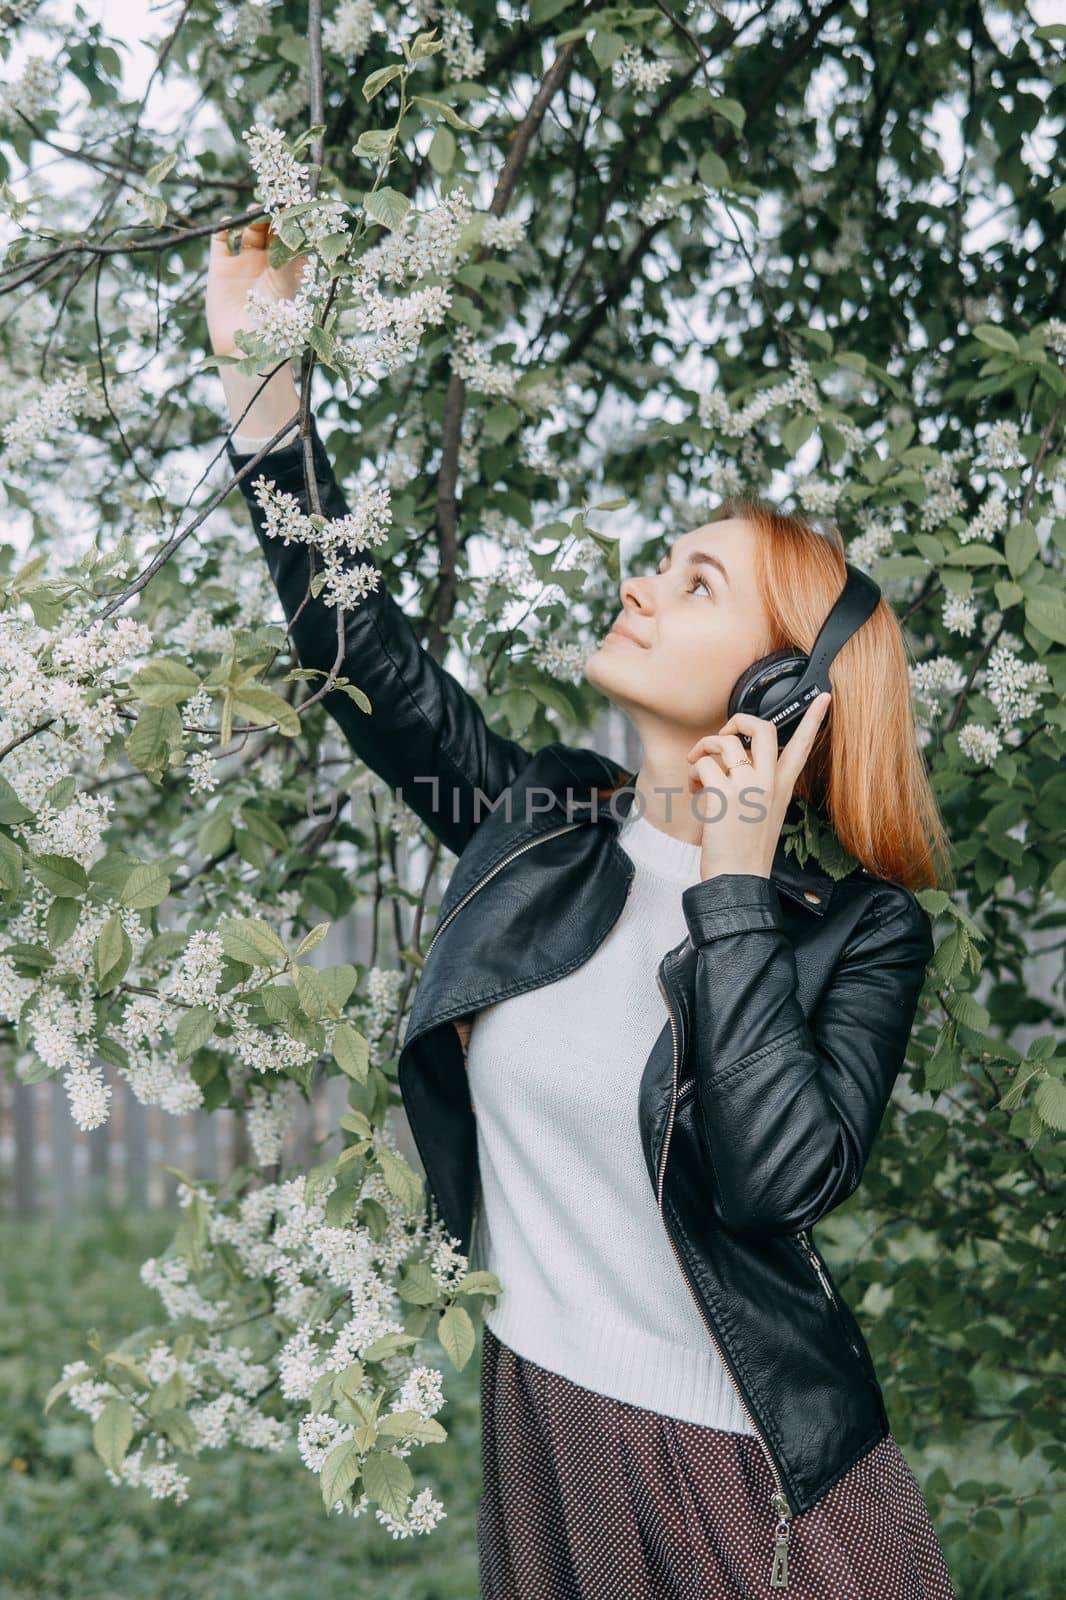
xmin=228 ymin=418 xmax=535 ymax=856
xmin=207 ymin=223 xmax=534 ymax=857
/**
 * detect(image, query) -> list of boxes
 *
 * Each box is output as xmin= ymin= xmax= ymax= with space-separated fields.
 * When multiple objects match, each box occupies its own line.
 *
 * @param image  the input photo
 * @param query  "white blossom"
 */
xmin=983 ymin=643 xmax=1048 ymax=729
xmin=242 ymin=123 xmax=314 ymax=215
xmin=959 ymin=492 xmax=1008 ymax=545
xmin=440 ymin=2 xmax=485 ymax=79
xmin=323 ymin=0 xmax=374 ymax=60
xmin=0 ymin=369 xmax=94 ymax=469
xmin=941 ymin=594 xmax=977 ymax=636
xmin=958 ymin=723 xmax=1002 ymax=765
xmin=1043 ymin=318 xmax=1066 ymax=358
xmin=980 ymin=420 xmax=1022 ymax=466
xmin=612 ymin=42 xmax=674 ymax=93
xmin=0 ymin=52 xmax=59 ymax=123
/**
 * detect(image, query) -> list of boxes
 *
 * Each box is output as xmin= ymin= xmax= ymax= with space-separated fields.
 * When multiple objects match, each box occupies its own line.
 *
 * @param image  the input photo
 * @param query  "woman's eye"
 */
xmin=687 ymin=573 xmax=713 ymax=597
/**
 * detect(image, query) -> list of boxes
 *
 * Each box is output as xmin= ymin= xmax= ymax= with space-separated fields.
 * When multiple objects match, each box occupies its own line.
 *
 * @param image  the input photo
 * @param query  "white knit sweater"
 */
xmin=466 ymin=808 xmax=754 ymax=1433
xmin=233 ymin=425 xmax=752 ymax=1431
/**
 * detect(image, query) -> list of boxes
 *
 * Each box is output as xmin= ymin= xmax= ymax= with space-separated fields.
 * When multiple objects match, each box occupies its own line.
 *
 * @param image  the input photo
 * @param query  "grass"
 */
xmin=0 ymin=1208 xmax=483 ymax=1600
xmin=0 ymin=1208 xmax=1058 ymax=1598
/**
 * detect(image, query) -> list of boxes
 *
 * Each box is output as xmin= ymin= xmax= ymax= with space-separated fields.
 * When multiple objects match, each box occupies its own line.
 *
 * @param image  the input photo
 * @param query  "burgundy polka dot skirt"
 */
xmin=478 ymin=1324 xmax=956 ymax=1599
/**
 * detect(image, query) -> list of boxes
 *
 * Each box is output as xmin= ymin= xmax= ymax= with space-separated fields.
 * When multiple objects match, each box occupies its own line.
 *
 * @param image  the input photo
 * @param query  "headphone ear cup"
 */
xmin=728 ymin=649 xmax=808 ymax=719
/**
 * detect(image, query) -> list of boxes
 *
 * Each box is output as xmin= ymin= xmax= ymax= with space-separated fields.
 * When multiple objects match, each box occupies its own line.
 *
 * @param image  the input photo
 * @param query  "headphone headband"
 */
xmin=729 ymin=562 xmax=882 ymax=743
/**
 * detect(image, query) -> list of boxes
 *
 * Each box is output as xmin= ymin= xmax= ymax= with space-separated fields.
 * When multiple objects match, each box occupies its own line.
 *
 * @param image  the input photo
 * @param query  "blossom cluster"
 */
xmin=698 ymin=356 xmax=822 ymax=439
xmin=323 ymin=0 xmax=375 ymax=61
xmin=250 ymin=465 xmax=392 ymax=611
xmin=0 ymin=368 xmax=95 ymax=469
xmin=612 ymin=43 xmax=674 ymax=93
xmin=55 ymin=1169 xmax=486 ymax=1535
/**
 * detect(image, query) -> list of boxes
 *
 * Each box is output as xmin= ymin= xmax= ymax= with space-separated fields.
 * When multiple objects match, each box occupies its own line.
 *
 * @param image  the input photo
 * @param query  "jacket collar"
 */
xmin=547 ymin=741 xmax=840 ymax=916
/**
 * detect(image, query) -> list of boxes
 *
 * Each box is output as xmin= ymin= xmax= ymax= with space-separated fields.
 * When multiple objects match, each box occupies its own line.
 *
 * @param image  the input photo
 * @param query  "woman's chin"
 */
xmin=583 ymin=647 xmax=635 ymax=708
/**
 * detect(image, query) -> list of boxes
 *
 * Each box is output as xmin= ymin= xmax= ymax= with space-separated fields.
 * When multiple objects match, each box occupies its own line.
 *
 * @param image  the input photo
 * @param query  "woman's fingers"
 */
xmin=239 ymin=219 xmax=271 ymax=252
xmin=775 ymin=692 xmax=831 ymax=790
xmin=705 ymin=711 xmax=777 ymax=771
xmin=686 ymin=732 xmax=752 ymax=791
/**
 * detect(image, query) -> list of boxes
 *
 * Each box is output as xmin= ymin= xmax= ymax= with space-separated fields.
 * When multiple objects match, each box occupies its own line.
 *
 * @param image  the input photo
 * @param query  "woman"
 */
xmin=206 ymin=222 xmax=956 ymax=1599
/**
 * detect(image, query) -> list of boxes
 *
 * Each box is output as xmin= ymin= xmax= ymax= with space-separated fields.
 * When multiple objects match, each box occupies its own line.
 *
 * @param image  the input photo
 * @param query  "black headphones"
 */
xmin=727 ymin=561 xmax=882 ymax=749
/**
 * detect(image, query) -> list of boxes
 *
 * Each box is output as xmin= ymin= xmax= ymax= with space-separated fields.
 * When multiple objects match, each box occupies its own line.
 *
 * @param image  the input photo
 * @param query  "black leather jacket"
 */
xmin=226 ymin=417 xmax=935 ymax=1575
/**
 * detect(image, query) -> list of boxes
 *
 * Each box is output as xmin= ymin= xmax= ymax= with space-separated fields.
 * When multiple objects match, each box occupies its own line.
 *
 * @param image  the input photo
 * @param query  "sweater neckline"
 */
xmin=617 ymin=811 xmax=705 ymax=882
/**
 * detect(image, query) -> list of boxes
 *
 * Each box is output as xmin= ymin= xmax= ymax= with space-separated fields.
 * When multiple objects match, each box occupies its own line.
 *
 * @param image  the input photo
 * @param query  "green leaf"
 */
xmin=119 ymin=861 xmax=171 ymax=909
xmin=145 ymin=151 xmax=178 ymax=185
xmin=0 ymin=774 xmax=33 ymax=824
xmin=428 ymin=124 xmax=456 ymax=175
xmin=1024 ymin=589 xmax=1066 ymax=645
xmin=320 ymin=1438 xmax=361 ymax=1509
xmin=973 ymin=323 xmax=1019 ymax=356
xmin=93 ymin=1397 xmax=134 ymax=1475
xmin=1005 ymin=520 xmax=1038 ymax=578
xmin=589 ymin=29 xmax=624 ymax=71
xmin=375 ymin=1147 xmax=424 ymax=1215
xmin=129 ymin=658 xmax=201 ymax=706
xmin=157 ymin=1408 xmax=199 ymax=1455
xmin=697 ymin=149 xmax=731 ymax=189
xmin=377 ymin=1409 xmax=446 ymax=1443
xmin=126 ymin=703 xmax=182 ymax=777
xmin=709 ymin=95 xmax=745 ymax=130
xmin=362 ymin=63 xmax=404 ymax=102
xmin=232 ymin=686 xmax=301 ymax=737
xmin=940 ymin=546 xmax=1006 ymax=567
xmin=174 ymin=1005 xmax=218 ymax=1059
xmin=46 ymin=895 xmax=80 ymax=949
xmin=315 ymin=963 xmax=359 ymax=1010
xmin=219 ymin=916 xmax=288 ymax=967
xmin=455 ymin=1269 xmax=502 ymax=1298
xmin=29 ymin=853 xmax=89 ymax=898
xmin=583 ymin=526 xmax=620 ymax=582
xmin=353 ymin=128 xmax=395 ymax=160
xmin=1033 ymin=1075 xmax=1066 ymax=1131
xmin=438 ymin=1302 xmax=476 ymax=1370
xmin=411 ymin=94 xmax=477 ymax=132
xmin=396 ymin=1261 xmax=440 ymax=1305
xmin=173 ymin=1188 xmax=209 ymax=1271
xmin=362 ymin=187 xmax=410 ymax=232
xmin=294 ymin=962 xmax=342 ymax=1021
xmin=944 ymin=990 xmax=991 ymax=1032
xmin=94 ymin=911 xmax=130 ymax=988
xmin=0 ymin=833 xmax=25 ymax=896
xmin=295 ymin=922 xmax=330 ymax=957
xmin=782 ymin=414 xmax=817 ymax=457
xmin=333 ymin=1020 xmax=370 ymax=1083
xmin=361 ymin=1449 xmax=413 ymax=1519
xmin=334 ymin=680 xmax=372 ymax=714
xmin=361 ymin=1331 xmax=418 ymax=1362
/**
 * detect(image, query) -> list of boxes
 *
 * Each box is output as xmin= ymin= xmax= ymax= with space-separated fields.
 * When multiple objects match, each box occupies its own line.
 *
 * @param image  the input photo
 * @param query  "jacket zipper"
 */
xmin=795 ymin=1230 xmax=865 ymax=1363
xmin=797 ymin=1229 xmax=836 ymax=1304
xmin=426 ymin=820 xmax=585 ymax=962
xmin=655 ymin=965 xmax=794 ymax=1590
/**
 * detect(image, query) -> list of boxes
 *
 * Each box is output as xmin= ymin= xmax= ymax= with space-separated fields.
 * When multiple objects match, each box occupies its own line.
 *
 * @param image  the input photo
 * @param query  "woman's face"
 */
xmin=583 ymin=518 xmax=773 ymax=733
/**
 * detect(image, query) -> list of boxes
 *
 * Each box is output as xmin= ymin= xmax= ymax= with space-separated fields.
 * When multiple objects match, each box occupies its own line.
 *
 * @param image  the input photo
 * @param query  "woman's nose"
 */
xmin=620 ymin=574 xmax=653 ymax=611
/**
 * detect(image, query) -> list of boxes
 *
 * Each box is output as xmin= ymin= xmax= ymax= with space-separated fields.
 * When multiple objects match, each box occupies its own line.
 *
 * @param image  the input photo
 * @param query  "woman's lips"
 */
xmin=606 ymin=624 xmax=646 ymax=647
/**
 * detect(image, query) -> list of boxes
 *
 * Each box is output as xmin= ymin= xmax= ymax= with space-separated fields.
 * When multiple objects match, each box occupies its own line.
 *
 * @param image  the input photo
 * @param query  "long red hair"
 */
xmin=700 ymin=497 xmax=953 ymax=893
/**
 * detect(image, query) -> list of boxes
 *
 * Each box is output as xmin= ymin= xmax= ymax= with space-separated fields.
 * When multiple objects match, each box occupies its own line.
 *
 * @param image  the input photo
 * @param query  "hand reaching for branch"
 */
xmin=206 ymin=220 xmax=306 ymax=440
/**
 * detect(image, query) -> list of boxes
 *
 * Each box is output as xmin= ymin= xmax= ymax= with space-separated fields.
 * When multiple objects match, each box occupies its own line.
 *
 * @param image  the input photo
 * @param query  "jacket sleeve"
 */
xmin=225 ymin=413 xmax=535 ymax=858
xmin=679 ymin=873 xmax=935 ymax=1238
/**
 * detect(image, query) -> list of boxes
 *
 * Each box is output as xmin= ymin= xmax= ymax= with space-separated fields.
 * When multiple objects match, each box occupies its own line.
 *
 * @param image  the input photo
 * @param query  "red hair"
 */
xmin=704 ymin=496 xmax=953 ymax=893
